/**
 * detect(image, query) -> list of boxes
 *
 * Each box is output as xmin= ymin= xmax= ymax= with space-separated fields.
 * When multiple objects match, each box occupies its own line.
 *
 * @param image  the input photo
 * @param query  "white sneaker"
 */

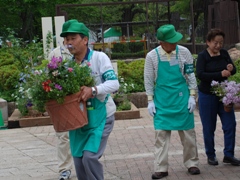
xmin=59 ymin=170 xmax=71 ymax=180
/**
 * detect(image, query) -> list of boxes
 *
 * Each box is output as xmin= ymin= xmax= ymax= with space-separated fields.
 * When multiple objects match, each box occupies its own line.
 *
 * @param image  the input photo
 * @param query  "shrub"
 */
xmin=117 ymin=59 xmax=145 ymax=93
xmin=0 ymin=40 xmax=44 ymax=102
xmin=229 ymin=59 xmax=240 ymax=83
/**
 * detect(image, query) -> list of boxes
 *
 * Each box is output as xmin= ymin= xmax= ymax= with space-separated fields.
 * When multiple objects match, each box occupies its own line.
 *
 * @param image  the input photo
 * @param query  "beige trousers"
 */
xmin=154 ymin=129 xmax=199 ymax=172
xmin=56 ymin=132 xmax=73 ymax=173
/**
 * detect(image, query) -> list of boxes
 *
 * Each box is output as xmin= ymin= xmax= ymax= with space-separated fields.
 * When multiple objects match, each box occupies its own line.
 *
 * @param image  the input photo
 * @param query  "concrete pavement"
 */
xmin=1 ymin=108 xmax=240 ymax=180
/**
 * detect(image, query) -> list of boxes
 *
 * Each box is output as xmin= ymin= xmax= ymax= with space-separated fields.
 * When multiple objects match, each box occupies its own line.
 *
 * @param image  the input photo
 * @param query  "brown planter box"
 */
xmin=128 ymin=92 xmax=147 ymax=108
xmin=115 ymin=102 xmax=140 ymax=120
xmin=8 ymin=109 xmax=52 ymax=128
xmin=8 ymin=102 xmax=141 ymax=128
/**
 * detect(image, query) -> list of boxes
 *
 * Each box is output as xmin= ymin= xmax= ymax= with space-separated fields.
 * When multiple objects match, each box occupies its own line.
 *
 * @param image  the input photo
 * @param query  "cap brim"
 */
xmin=60 ymin=31 xmax=89 ymax=38
xmin=60 ymin=31 xmax=79 ymax=37
xmin=165 ymin=32 xmax=183 ymax=43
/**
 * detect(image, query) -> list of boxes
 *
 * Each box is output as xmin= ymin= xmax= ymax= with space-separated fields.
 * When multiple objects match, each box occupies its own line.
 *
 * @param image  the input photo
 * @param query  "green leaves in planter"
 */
xmin=116 ymin=99 xmax=131 ymax=111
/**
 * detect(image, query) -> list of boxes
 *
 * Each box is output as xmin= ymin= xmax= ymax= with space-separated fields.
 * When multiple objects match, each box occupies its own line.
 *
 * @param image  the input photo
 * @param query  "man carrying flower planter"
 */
xmin=144 ymin=24 xmax=200 ymax=179
xmin=60 ymin=20 xmax=119 ymax=180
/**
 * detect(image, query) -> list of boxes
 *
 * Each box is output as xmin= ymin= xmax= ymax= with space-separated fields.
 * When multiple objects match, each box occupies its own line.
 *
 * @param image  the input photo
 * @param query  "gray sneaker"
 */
xmin=59 ymin=170 xmax=71 ymax=180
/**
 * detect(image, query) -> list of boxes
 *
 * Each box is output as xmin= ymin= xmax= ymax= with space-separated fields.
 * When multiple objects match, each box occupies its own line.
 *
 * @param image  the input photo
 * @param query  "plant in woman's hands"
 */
xmin=211 ymin=80 xmax=240 ymax=105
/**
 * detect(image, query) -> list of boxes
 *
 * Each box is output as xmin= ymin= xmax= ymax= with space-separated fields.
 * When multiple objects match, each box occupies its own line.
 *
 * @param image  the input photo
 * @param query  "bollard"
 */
xmin=0 ymin=109 xmax=7 ymax=130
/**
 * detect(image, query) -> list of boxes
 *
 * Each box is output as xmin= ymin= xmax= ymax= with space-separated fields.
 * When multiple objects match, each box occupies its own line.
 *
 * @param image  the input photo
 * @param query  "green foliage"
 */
xmin=0 ymin=64 xmax=20 ymax=90
xmin=45 ymin=31 xmax=53 ymax=56
xmin=229 ymin=59 xmax=240 ymax=83
xmin=117 ymin=59 xmax=145 ymax=93
xmin=0 ymin=64 xmax=21 ymax=101
xmin=111 ymin=42 xmax=146 ymax=59
xmin=111 ymin=51 xmax=145 ymax=59
xmin=112 ymin=42 xmax=144 ymax=53
xmin=0 ymin=49 xmax=15 ymax=66
xmin=112 ymin=43 xmax=130 ymax=53
xmin=0 ymin=38 xmax=44 ymax=102
xmin=0 ymin=0 xmax=172 ymax=42
xmin=116 ymin=99 xmax=131 ymax=111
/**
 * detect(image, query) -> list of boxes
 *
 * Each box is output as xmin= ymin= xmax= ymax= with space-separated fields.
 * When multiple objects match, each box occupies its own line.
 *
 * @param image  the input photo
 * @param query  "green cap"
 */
xmin=157 ymin=24 xmax=183 ymax=43
xmin=60 ymin=20 xmax=89 ymax=38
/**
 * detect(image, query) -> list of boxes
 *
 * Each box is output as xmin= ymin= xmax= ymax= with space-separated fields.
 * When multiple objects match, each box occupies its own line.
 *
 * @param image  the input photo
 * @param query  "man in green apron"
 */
xmin=144 ymin=24 xmax=200 ymax=179
xmin=60 ymin=20 xmax=119 ymax=180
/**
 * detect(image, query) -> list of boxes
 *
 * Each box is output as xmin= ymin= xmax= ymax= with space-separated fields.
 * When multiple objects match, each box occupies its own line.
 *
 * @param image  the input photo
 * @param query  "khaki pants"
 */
xmin=56 ymin=132 xmax=73 ymax=173
xmin=154 ymin=129 xmax=199 ymax=172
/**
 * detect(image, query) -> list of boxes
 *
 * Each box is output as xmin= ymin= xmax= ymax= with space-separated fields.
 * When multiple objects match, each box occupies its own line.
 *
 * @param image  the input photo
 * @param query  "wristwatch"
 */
xmin=92 ymin=87 xmax=97 ymax=97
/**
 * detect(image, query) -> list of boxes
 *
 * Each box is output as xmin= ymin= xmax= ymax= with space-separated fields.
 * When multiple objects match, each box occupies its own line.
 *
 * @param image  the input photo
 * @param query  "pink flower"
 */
xmin=68 ymin=68 xmax=73 ymax=72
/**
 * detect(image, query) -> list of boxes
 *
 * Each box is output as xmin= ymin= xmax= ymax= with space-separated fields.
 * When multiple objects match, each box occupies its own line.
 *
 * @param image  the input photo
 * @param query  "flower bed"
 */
xmin=115 ymin=102 xmax=140 ymax=120
xmin=8 ymin=102 xmax=140 ymax=128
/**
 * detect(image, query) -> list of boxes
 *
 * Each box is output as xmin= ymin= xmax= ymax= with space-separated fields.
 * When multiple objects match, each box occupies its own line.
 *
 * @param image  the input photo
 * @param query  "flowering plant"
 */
xmin=15 ymin=56 xmax=95 ymax=115
xmin=112 ymin=77 xmax=134 ymax=111
xmin=211 ymin=80 xmax=240 ymax=105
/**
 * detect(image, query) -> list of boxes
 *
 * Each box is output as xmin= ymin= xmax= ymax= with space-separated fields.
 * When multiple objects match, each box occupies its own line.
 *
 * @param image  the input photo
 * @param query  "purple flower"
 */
xmin=211 ymin=80 xmax=219 ymax=86
xmin=211 ymin=80 xmax=240 ymax=106
xmin=55 ymin=84 xmax=62 ymax=90
xmin=48 ymin=56 xmax=63 ymax=69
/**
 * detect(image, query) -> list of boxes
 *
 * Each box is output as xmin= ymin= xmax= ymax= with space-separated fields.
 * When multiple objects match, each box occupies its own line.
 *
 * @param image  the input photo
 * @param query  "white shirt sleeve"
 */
xmin=90 ymin=51 xmax=119 ymax=95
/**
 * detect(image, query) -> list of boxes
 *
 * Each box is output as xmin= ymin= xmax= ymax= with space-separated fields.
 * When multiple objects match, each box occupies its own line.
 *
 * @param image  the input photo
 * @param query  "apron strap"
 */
xmin=155 ymin=45 xmax=178 ymax=61
xmin=154 ymin=48 xmax=161 ymax=62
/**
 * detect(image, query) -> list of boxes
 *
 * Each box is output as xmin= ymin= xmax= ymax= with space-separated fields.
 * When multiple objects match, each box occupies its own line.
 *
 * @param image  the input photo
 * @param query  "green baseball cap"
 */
xmin=60 ymin=20 xmax=89 ymax=38
xmin=157 ymin=24 xmax=183 ymax=43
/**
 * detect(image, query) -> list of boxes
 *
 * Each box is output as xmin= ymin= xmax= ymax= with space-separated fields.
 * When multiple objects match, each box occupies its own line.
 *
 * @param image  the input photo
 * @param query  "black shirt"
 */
xmin=196 ymin=49 xmax=236 ymax=94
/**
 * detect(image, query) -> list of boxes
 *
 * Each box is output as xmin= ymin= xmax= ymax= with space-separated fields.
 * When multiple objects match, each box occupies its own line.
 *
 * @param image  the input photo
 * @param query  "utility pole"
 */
xmin=190 ymin=0 xmax=196 ymax=54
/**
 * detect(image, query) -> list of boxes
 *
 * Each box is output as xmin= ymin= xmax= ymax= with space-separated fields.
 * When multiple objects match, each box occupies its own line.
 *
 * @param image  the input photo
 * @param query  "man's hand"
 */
xmin=188 ymin=96 xmax=196 ymax=113
xmin=78 ymin=86 xmax=92 ymax=102
xmin=148 ymin=101 xmax=156 ymax=117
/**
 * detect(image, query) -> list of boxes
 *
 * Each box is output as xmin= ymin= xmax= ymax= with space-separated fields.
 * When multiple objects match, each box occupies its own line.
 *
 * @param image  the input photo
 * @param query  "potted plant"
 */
xmin=211 ymin=80 xmax=240 ymax=112
xmin=15 ymin=56 xmax=95 ymax=131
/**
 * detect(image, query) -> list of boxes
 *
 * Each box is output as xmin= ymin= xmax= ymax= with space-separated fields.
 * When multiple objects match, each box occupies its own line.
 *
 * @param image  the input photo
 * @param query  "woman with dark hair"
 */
xmin=196 ymin=28 xmax=239 ymax=166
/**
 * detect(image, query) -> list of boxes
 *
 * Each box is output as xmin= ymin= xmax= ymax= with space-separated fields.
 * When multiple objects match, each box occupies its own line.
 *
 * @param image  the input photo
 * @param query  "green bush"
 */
xmin=112 ymin=43 xmax=130 ymax=53
xmin=117 ymin=59 xmax=145 ymax=93
xmin=128 ymin=42 xmax=144 ymax=53
xmin=111 ymin=42 xmax=146 ymax=59
xmin=0 ymin=41 xmax=44 ymax=102
xmin=229 ymin=59 xmax=240 ymax=82
xmin=111 ymin=51 xmax=145 ymax=59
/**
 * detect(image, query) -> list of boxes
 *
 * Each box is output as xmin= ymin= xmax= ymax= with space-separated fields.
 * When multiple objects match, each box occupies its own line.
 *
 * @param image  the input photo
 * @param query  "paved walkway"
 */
xmin=1 ymin=108 xmax=240 ymax=180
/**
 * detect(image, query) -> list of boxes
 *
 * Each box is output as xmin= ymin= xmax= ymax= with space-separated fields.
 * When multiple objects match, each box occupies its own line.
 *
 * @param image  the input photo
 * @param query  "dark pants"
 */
xmin=73 ymin=115 xmax=115 ymax=180
xmin=198 ymin=90 xmax=236 ymax=158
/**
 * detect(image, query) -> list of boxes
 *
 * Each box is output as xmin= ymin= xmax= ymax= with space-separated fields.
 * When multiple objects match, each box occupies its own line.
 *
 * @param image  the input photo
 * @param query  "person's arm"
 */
xmin=182 ymin=48 xmax=197 ymax=96
xmin=144 ymin=52 xmax=155 ymax=100
xmin=144 ymin=50 xmax=156 ymax=116
xmin=95 ymin=52 xmax=119 ymax=95
xmin=225 ymin=50 xmax=236 ymax=75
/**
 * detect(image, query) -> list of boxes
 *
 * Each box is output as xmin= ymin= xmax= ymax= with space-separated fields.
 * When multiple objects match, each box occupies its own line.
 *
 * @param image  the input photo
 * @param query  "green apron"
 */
xmin=153 ymin=47 xmax=194 ymax=130
xmin=69 ymin=96 xmax=108 ymax=157
xmin=69 ymin=50 xmax=108 ymax=157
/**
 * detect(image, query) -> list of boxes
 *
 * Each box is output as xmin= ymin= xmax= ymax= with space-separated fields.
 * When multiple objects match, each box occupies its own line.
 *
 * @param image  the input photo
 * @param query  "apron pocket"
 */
xmin=83 ymin=107 xmax=106 ymax=130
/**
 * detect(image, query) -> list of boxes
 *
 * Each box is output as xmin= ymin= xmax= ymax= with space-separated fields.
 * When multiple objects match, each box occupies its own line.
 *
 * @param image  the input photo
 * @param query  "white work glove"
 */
xmin=188 ymin=96 xmax=196 ymax=113
xmin=148 ymin=101 xmax=156 ymax=117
